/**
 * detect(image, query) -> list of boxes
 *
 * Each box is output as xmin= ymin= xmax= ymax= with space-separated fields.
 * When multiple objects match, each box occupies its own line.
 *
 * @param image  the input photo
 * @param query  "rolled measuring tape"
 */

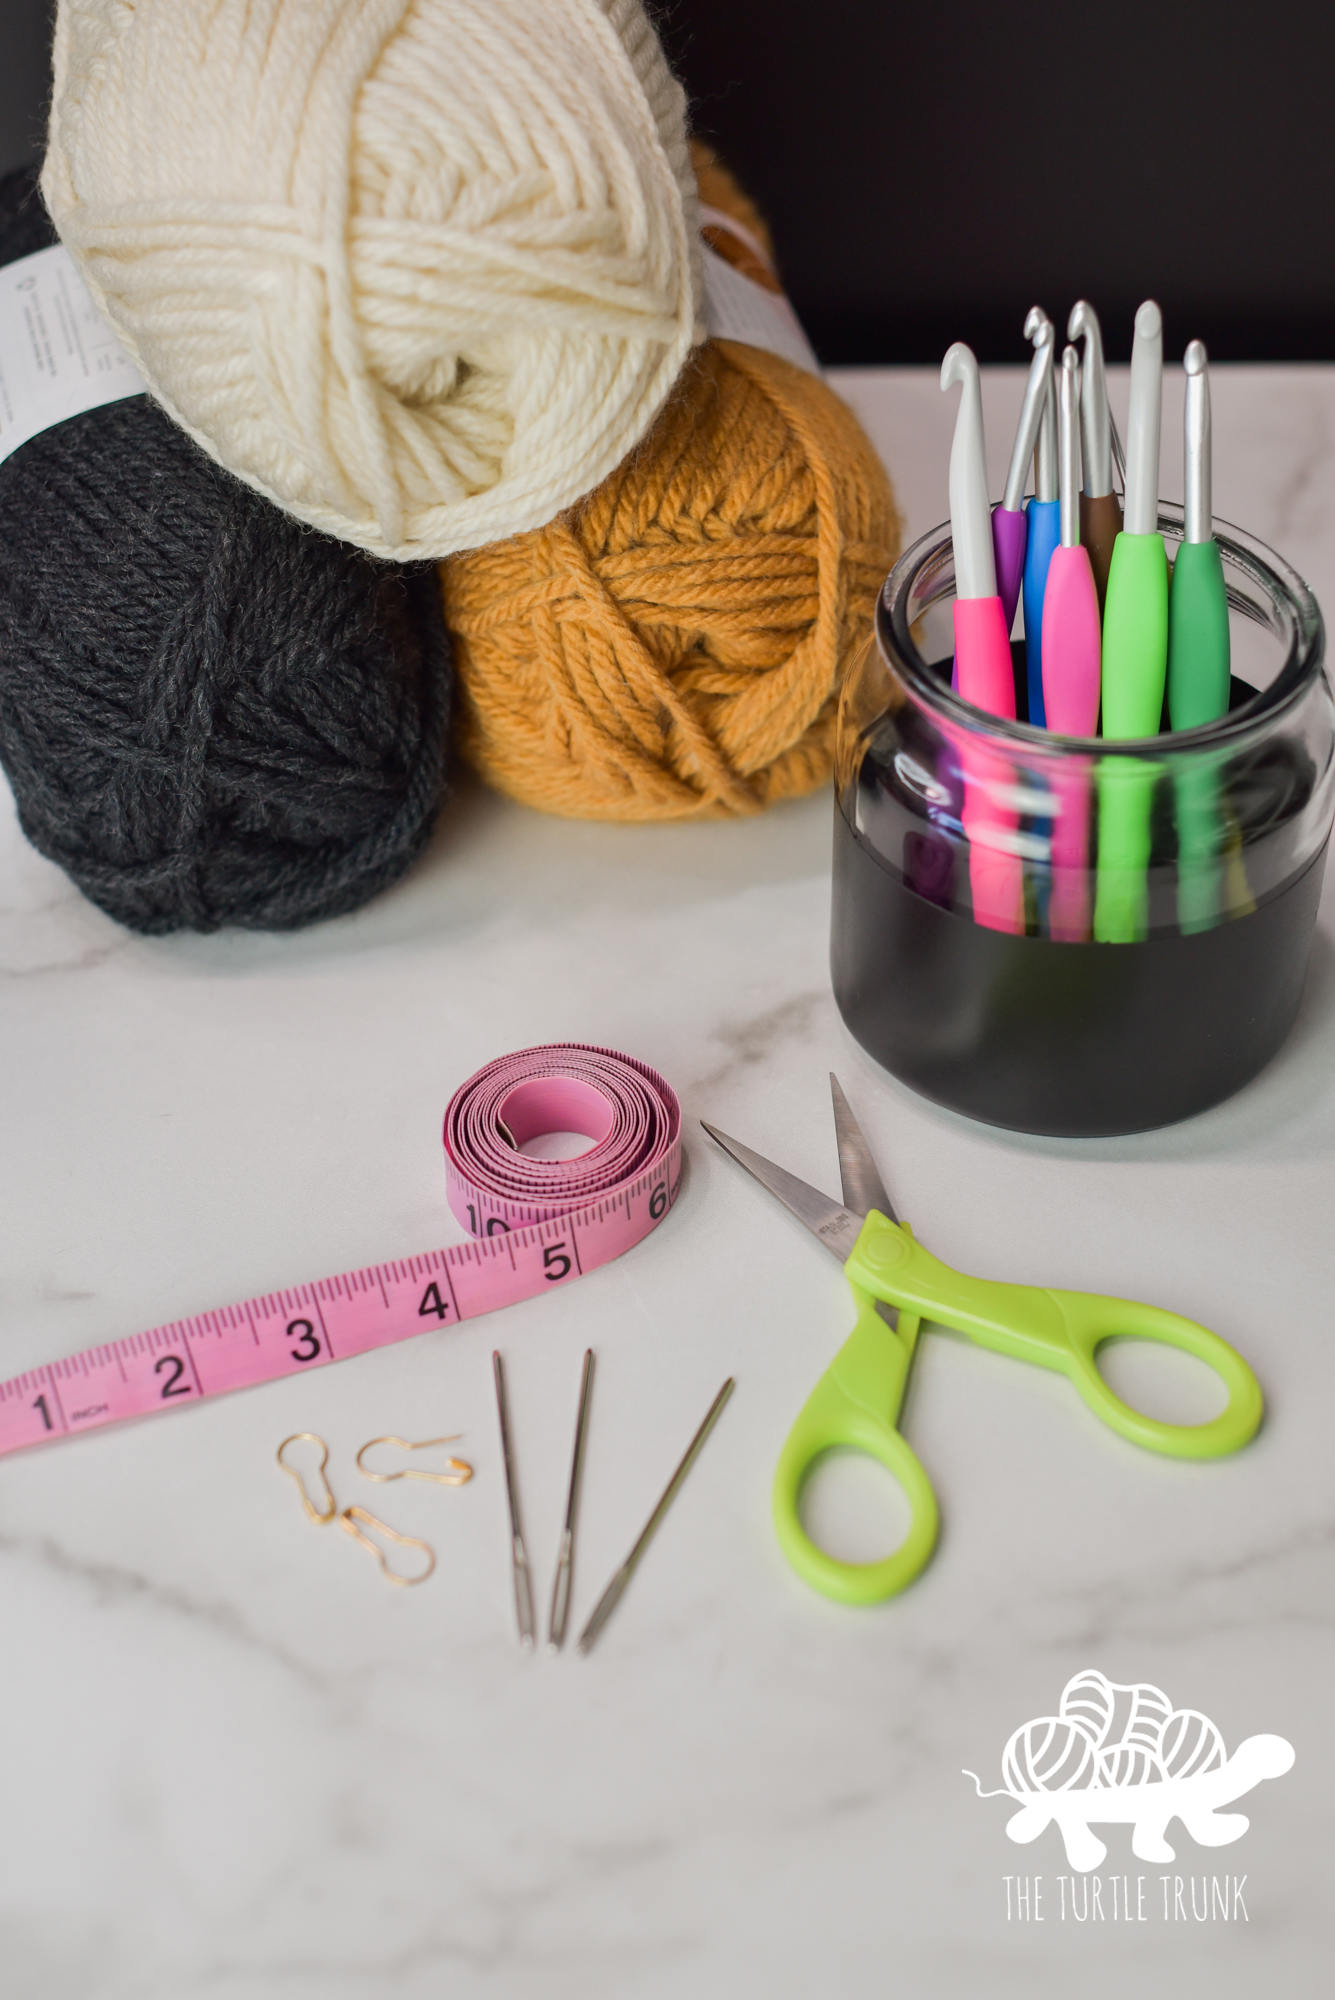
xmin=0 ymin=1045 xmax=681 ymax=1458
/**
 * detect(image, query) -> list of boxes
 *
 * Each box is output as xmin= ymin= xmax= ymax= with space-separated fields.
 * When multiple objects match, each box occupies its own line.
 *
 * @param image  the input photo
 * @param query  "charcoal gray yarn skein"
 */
xmin=0 ymin=168 xmax=452 ymax=935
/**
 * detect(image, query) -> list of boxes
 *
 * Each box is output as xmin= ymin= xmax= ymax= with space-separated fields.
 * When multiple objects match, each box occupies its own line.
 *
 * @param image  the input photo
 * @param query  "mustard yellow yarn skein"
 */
xmin=43 ymin=0 xmax=701 ymax=564
xmin=443 ymin=162 xmax=900 ymax=822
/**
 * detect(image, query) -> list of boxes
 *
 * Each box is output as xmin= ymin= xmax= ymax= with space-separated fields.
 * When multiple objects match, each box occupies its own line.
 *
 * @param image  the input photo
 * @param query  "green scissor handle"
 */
xmin=773 ymin=1214 xmax=1264 ymax=1610
xmin=772 ymin=1232 xmax=940 ymax=1607
xmin=848 ymin=1214 xmax=1263 ymax=1461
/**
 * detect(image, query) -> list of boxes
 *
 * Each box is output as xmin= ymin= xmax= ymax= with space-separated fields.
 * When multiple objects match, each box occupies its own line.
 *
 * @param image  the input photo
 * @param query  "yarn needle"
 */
xmin=493 ymin=1350 xmax=535 ymax=1651
xmin=547 ymin=1348 xmax=596 ymax=1653
xmin=576 ymin=1378 xmax=735 ymax=1657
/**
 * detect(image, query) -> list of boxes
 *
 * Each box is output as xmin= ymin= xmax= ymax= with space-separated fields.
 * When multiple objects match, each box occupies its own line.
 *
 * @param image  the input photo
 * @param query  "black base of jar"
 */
xmin=831 ymin=802 xmax=1328 ymax=1137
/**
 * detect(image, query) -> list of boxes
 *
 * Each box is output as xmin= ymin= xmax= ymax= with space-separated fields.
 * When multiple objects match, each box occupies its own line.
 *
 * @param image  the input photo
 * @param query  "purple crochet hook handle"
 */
xmin=992 ymin=504 xmax=1027 ymax=633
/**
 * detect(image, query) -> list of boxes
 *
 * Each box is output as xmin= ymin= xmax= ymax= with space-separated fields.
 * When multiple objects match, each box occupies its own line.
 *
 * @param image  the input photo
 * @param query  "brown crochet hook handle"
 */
xmin=1080 ymin=490 xmax=1124 ymax=619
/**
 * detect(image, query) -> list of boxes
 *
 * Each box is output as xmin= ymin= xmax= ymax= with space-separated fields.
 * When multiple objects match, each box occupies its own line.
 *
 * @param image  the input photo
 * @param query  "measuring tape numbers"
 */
xmin=0 ymin=1046 xmax=681 ymax=1459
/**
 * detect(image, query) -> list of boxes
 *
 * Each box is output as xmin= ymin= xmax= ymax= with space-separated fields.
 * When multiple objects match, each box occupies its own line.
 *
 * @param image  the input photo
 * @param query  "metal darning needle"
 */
xmin=576 ymin=1378 xmax=735 ymax=1657
xmin=547 ymin=1348 xmax=595 ymax=1652
xmin=492 ymin=1350 xmax=535 ymax=1651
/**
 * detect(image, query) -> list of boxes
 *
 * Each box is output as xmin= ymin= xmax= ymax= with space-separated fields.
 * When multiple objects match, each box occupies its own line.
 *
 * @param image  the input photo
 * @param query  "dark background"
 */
xmin=5 ymin=0 xmax=1334 ymax=363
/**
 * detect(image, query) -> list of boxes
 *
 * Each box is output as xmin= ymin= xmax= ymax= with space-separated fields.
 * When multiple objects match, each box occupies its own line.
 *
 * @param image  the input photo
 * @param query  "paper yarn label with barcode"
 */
xmin=0 ymin=243 xmax=145 ymax=467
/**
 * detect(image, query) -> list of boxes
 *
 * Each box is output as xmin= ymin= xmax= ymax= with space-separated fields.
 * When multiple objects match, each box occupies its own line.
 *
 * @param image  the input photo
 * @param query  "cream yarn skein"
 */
xmin=43 ymin=0 xmax=701 ymax=562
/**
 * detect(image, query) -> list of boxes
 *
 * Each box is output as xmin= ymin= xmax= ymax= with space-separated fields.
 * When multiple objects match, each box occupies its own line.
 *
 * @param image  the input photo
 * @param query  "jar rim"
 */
xmin=876 ymin=501 xmax=1325 ymax=757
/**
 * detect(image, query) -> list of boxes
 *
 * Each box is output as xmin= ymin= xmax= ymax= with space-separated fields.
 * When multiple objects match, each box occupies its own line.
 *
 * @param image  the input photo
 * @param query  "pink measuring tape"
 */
xmin=0 ymin=1046 xmax=681 ymax=1459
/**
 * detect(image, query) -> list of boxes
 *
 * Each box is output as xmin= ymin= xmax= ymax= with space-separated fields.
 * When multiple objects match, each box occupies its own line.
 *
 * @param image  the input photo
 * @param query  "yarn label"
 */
xmin=0 ymin=244 xmax=144 ymax=467
xmin=699 ymin=209 xmax=819 ymax=376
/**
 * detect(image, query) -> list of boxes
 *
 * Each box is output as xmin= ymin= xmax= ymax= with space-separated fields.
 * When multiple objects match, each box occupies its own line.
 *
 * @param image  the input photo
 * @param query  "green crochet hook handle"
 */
xmin=772 ymin=1279 xmax=938 ymax=1607
xmin=848 ymin=1215 xmax=1263 ymax=1460
xmin=1102 ymin=529 xmax=1169 ymax=738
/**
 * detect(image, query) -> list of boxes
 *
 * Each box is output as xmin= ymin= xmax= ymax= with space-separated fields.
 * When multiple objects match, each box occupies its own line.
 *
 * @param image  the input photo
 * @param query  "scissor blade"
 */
xmin=701 ymin=1122 xmax=864 ymax=1263
xmin=829 ymin=1074 xmax=898 ymax=1222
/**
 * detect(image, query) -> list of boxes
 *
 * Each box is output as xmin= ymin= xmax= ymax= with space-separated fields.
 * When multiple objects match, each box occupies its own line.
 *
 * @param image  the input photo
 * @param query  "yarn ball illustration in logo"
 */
xmin=964 ymin=1669 xmax=1294 ymax=1872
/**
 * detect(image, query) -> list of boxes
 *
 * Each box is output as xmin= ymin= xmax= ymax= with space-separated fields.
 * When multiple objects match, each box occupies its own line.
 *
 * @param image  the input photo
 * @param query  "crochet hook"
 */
xmin=1169 ymin=341 xmax=1231 ymax=728
xmin=1101 ymin=300 xmax=1169 ymax=739
xmin=547 ymin=1347 xmax=595 ymax=1652
xmin=1041 ymin=345 xmax=1101 ymax=941
xmin=493 ymin=1350 xmax=536 ymax=1650
xmin=941 ymin=342 xmax=1023 ymax=933
xmin=1021 ymin=307 xmax=1061 ymax=728
xmin=1094 ymin=305 xmax=1167 ymax=942
xmin=577 ymin=1378 xmax=734 ymax=1656
xmin=993 ymin=319 xmax=1055 ymax=633
xmin=941 ymin=343 xmax=1014 ymax=716
xmin=1041 ymin=346 xmax=1102 ymax=737
xmin=1067 ymin=300 xmax=1123 ymax=611
xmin=1169 ymin=341 xmax=1231 ymax=934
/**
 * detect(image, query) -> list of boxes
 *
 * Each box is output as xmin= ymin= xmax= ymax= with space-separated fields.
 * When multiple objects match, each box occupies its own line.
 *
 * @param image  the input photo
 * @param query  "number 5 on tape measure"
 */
xmin=0 ymin=1046 xmax=681 ymax=1459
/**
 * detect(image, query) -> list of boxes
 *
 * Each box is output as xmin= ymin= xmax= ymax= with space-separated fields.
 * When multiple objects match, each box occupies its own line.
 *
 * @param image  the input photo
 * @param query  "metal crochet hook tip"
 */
xmin=1183 ymin=339 xmax=1212 ymax=545
xmin=1059 ymin=345 xmax=1083 ymax=548
xmin=1025 ymin=307 xmax=1058 ymax=505
xmin=1067 ymin=300 xmax=1119 ymax=500
xmin=1023 ymin=304 xmax=1051 ymax=346
xmin=547 ymin=1348 xmax=595 ymax=1652
xmin=576 ymin=1378 xmax=734 ymax=1657
xmin=1125 ymin=300 xmax=1164 ymax=538
xmin=939 ymin=342 xmax=996 ymax=602
xmin=493 ymin=1351 xmax=535 ymax=1651
xmin=1001 ymin=321 xmax=1055 ymax=514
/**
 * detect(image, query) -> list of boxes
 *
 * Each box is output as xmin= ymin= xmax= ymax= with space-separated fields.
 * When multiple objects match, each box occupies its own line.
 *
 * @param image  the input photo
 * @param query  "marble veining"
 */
xmin=1 ymin=367 xmax=1333 ymax=1999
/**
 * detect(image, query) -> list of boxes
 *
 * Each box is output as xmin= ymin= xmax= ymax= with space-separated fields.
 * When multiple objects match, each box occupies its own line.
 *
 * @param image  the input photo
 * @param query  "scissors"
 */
xmin=702 ymin=1078 xmax=1263 ymax=1606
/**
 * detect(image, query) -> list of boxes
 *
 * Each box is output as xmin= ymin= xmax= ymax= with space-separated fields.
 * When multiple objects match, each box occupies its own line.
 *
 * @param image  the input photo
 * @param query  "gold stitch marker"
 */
xmin=277 ymin=1433 xmax=337 ymax=1525
xmin=338 ymin=1507 xmax=436 ymax=1587
xmin=355 ymin=1434 xmax=473 ymax=1486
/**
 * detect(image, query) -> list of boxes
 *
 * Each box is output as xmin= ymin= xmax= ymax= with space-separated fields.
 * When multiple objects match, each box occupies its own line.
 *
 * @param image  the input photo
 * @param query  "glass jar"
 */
xmin=832 ymin=505 xmax=1334 ymax=1136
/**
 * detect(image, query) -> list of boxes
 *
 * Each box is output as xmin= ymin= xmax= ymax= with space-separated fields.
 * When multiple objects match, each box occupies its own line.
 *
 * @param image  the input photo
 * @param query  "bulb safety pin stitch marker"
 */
xmin=0 ymin=1047 xmax=682 ymax=1459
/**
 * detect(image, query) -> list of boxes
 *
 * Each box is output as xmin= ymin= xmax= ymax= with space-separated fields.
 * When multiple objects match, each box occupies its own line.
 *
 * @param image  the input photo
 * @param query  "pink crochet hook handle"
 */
xmin=942 ymin=344 xmax=1017 ymax=718
xmin=1041 ymin=545 xmax=1101 ymax=735
xmin=1041 ymin=348 xmax=1103 ymax=740
xmin=941 ymin=343 xmax=1021 ymax=931
xmin=1047 ymin=757 xmax=1092 ymax=941
xmin=957 ymin=730 xmax=1023 ymax=934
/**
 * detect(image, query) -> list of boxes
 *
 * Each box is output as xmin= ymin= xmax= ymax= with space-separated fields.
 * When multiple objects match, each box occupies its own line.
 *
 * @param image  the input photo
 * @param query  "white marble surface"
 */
xmin=2 ymin=366 xmax=1334 ymax=2000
